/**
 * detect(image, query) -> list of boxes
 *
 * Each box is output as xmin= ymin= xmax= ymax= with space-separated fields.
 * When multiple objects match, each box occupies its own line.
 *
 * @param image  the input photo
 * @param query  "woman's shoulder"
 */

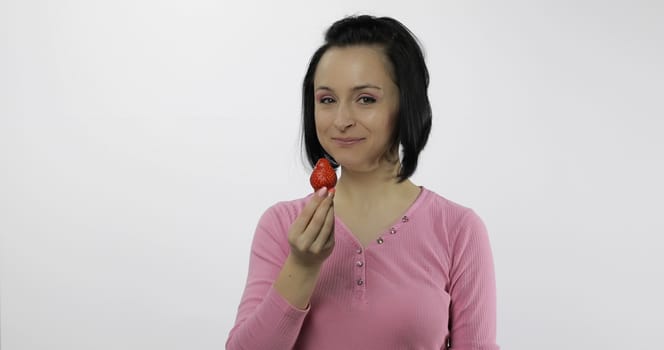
xmin=253 ymin=193 xmax=313 ymax=241
xmin=260 ymin=193 xmax=313 ymax=222
xmin=416 ymin=187 xmax=487 ymax=232
xmin=418 ymin=187 xmax=479 ymax=219
xmin=416 ymin=187 xmax=489 ymax=242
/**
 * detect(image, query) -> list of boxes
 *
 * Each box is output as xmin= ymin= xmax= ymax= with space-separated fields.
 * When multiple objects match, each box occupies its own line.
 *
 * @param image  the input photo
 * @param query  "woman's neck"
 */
xmin=334 ymin=159 xmax=418 ymax=209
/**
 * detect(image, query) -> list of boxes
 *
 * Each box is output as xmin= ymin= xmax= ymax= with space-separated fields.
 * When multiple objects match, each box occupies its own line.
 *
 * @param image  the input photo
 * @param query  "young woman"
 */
xmin=227 ymin=15 xmax=499 ymax=350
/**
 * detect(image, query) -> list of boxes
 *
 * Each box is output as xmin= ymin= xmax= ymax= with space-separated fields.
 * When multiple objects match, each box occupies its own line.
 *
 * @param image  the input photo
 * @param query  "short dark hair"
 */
xmin=302 ymin=15 xmax=432 ymax=182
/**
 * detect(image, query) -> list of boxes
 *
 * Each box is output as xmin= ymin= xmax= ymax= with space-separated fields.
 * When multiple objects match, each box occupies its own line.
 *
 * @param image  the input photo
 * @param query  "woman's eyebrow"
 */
xmin=315 ymin=84 xmax=382 ymax=92
xmin=352 ymin=84 xmax=382 ymax=91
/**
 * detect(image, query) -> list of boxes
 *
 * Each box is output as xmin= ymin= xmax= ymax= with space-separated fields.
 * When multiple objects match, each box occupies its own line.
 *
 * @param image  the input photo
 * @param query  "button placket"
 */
xmin=354 ymin=246 xmax=366 ymax=290
xmin=379 ymin=214 xmax=410 ymax=243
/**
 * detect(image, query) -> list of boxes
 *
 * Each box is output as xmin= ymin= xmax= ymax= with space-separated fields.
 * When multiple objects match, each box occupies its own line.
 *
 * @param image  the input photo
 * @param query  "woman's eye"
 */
xmin=358 ymin=96 xmax=376 ymax=104
xmin=319 ymin=97 xmax=335 ymax=104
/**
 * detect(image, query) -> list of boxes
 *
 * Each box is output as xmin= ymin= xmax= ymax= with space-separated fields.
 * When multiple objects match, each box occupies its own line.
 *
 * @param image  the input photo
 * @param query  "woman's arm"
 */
xmin=447 ymin=210 xmax=500 ymax=350
xmin=226 ymin=188 xmax=335 ymax=350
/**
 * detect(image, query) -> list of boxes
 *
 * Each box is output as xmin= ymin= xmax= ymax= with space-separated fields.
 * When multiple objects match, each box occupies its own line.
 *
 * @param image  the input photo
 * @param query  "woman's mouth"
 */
xmin=332 ymin=137 xmax=365 ymax=146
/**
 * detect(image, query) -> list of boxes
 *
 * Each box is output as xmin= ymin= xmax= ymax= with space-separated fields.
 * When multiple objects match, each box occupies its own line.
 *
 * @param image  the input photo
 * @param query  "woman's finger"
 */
xmin=310 ymin=204 xmax=335 ymax=253
xmin=296 ymin=191 xmax=334 ymax=249
xmin=290 ymin=187 xmax=328 ymax=238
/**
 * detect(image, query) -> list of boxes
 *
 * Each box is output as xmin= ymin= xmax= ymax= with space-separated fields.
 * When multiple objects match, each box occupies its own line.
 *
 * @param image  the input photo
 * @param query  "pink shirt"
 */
xmin=227 ymin=187 xmax=499 ymax=350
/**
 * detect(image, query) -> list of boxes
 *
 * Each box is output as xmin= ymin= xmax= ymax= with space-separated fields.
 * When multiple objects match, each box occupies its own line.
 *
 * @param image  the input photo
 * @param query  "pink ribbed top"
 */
xmin=227 ymin=187 xmax=499 ymax=350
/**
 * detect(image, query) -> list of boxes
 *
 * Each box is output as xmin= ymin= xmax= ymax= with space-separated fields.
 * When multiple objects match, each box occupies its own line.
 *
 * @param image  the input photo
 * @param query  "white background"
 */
xmin=2 ymin=0 xmax=663 ymax=349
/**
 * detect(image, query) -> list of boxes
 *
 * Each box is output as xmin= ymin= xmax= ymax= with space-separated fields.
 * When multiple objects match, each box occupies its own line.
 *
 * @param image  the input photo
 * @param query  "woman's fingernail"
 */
xmin=317 ymin=187 xmax=327 ymax=197
xmin=328 ymin=188 xmax=335 ymax=196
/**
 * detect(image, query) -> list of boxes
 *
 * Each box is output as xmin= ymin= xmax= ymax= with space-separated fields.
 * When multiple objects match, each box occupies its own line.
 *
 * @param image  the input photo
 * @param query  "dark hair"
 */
xmin=302 ymin=15 xmax=432 ymax=182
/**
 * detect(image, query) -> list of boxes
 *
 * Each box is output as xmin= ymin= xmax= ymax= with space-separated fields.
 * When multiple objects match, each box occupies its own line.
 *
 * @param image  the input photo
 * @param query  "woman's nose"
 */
xmin=333 ymin=104 xmax=355 ymax=131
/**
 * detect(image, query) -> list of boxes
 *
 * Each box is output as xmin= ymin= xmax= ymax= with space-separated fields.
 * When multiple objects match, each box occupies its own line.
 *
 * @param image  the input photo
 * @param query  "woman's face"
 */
xmin=313 ymin=45 xmax=400 ymax=173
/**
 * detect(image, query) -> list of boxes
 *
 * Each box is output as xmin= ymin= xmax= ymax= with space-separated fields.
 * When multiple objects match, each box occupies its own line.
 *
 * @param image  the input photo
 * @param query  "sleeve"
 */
xmin=447 ymin=210 xmax=499 ymax=350
xmin=226 ymin=204 xmax=310 ymax=350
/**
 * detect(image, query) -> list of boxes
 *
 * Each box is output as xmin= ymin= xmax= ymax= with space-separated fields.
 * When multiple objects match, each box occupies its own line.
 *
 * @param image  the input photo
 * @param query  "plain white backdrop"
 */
xmin=2 ymin=0 xmax=663 ymax=349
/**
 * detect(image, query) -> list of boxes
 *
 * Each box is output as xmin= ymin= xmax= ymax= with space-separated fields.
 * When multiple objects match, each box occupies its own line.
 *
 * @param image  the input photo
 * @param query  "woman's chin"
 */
xmin=336 ymin=160 xmax=384 ymax=174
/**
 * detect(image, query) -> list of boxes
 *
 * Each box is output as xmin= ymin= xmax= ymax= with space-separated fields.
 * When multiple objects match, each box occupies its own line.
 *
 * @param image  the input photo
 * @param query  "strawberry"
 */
xmin=310 ymin=158 xmax=337 ymax=191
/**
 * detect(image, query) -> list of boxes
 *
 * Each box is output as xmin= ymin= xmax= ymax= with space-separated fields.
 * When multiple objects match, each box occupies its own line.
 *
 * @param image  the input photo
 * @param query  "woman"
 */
xmin=227 ymin=15 xmax=499 ymax=350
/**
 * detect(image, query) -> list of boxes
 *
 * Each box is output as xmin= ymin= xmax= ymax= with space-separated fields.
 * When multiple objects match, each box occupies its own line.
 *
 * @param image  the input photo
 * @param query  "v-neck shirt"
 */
xmin=227 ymin=187 xmax=499 ymax=350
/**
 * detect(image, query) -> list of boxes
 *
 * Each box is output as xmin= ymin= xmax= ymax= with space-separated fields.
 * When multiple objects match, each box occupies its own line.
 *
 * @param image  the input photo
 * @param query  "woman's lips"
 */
xmin=332 ymin=137 xmax=365 ymax=146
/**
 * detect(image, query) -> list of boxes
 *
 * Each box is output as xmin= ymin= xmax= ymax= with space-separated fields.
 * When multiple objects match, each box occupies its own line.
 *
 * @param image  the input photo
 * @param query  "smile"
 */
xmin=332 ymin=137 xmax=365 ymax=146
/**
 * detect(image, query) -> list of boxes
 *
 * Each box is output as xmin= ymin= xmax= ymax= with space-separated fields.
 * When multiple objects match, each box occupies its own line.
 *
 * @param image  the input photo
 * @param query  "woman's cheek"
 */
xmin=315 ymin=111 xmax=333 ymax=130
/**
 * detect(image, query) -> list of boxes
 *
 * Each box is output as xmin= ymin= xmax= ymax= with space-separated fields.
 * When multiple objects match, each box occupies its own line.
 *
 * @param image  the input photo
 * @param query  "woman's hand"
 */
xmin=287 ymin=186 xmax=336 ymax=268
xmin=273 ymin=186 xmax=335 ymax=309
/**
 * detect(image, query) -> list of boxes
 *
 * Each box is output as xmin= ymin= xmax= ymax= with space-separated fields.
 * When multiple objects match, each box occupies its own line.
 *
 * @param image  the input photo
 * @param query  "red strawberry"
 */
xmin=310 ymin=158 xmax=337 ymax=191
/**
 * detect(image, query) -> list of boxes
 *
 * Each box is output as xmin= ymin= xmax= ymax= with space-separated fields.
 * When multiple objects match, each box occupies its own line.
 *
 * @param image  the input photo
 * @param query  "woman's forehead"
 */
xmin=314 ymin=46 xmax=396 ymax=88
